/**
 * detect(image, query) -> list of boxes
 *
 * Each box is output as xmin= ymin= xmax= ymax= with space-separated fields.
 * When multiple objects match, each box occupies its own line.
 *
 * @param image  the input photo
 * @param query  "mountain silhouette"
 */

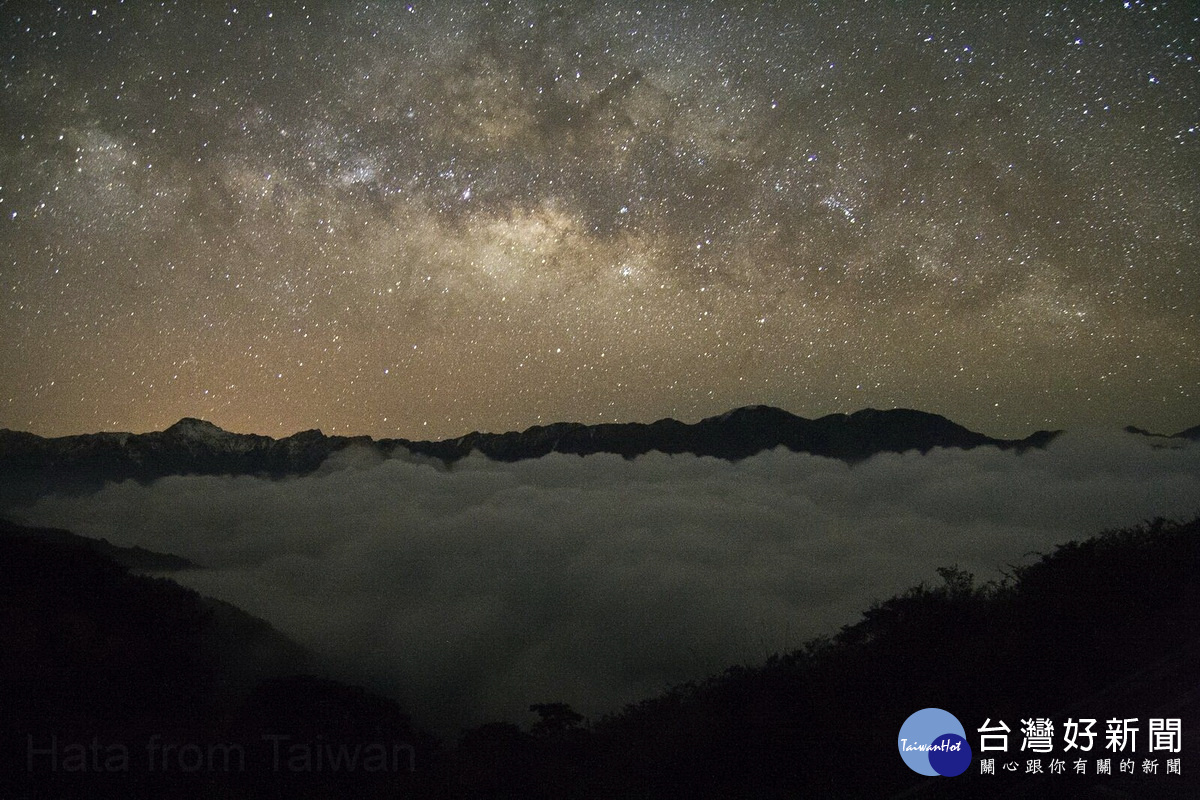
xmin=446 ymin=516 xmax=1200 ymax=798
xmin=0 ymin=406 xmax=1059 ymax=507
xmin=1126 ymin=422 xmax=1200 ymax=442
xmin=0 ymin=519 xmax=197 ymax=570
xmin=0 ymin=518 xmax=435 ymax=798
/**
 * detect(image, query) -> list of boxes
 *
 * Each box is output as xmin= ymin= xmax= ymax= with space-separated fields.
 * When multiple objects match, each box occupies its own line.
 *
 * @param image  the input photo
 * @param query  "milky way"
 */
xmin=2 ymin=0 xmax=1196 ymax=439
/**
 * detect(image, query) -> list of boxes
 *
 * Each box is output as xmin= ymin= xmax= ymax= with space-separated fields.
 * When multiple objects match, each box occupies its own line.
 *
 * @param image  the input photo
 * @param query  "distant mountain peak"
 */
xmin=848 ymin=406 xmax=934 ymax=418
xmin=1177 ymin=424 xmax=1200 ymax=441
xmin=160 ymin=417 xmax=259 ymax=453
xmin=164 ymin=417 xmax=229 ymax=437
xmin=706 ymin=404 xmax=796 ymax=423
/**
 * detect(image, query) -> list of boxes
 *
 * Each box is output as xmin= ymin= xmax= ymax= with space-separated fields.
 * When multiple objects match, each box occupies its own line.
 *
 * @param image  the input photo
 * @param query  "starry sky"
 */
xmin=1 ymin=0 xmax=1196 ymax=440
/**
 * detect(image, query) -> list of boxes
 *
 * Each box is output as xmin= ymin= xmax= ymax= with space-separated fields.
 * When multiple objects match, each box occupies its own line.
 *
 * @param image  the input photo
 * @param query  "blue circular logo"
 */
xmin=898 ymin=708 xmax=972 ymax=776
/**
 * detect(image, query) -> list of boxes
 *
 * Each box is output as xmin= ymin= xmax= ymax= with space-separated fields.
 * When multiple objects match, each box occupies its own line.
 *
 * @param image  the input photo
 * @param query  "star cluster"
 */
xmin=2 ymin=0 xmax=1196 ymax=438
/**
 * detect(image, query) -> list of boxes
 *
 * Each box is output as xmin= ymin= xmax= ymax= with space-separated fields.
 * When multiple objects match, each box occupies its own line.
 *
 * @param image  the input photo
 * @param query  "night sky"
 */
xmin=2 ymin=0 xmax=1196 ymax=440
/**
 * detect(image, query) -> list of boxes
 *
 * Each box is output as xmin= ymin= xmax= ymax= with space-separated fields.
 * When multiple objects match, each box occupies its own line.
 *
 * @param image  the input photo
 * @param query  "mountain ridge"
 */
xmin=0 ymin=518 xmax=197 ymax=571
xmin=0 ymin=405 xmax=1067 ymax=509
xmin=1125 ymin=423 xmax=1200 ymax=442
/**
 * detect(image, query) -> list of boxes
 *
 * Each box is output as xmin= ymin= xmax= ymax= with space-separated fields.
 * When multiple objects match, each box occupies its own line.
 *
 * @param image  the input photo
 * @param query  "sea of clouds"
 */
xmin=16 ymin=431 xmax=1200 ymax=734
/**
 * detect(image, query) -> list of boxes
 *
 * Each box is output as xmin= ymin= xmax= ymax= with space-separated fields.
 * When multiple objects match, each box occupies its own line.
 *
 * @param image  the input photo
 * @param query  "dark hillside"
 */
xmin=442 ymin=517 xmax=1200 ymax=798
xmin=0 ymin=519 xmax=437 ymax=798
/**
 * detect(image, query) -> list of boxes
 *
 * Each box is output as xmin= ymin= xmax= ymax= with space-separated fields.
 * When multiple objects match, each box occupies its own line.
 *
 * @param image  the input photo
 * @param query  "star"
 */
xmin=0 ymin=1 xmax=1194 ymax=439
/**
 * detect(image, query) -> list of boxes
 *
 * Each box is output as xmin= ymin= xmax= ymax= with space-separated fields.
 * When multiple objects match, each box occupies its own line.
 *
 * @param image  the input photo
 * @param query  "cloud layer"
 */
xmin=18 ymin=433 xmax=1200 ymax=734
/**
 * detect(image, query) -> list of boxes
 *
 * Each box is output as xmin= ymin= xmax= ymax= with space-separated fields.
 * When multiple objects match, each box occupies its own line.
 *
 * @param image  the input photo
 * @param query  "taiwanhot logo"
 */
xmin=898 ymin=708 xmax=972 ymax=777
